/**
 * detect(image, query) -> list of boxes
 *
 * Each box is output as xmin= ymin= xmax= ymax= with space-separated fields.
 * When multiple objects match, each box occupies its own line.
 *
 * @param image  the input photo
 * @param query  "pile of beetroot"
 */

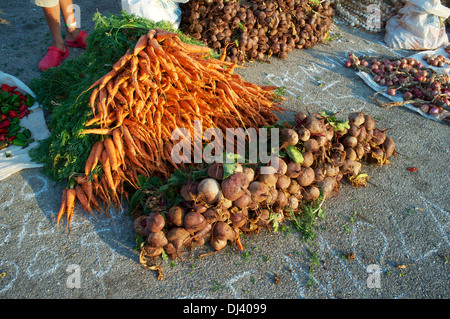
xmin=135 ymin=110 xmax=396 ymax=268
xmin=179 ymin=0 xmax=334 ymax=62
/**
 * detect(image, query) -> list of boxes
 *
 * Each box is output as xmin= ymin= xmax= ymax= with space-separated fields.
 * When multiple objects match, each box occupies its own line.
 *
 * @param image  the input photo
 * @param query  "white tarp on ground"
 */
xmin=356 ymin=46 xmax=449 ymax=123
xmin=0 ymin=71 xmax=50 ymax=181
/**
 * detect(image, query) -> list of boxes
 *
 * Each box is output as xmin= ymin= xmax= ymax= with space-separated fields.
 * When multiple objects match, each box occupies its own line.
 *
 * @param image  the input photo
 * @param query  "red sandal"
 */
xmin=39 ymin=46 xmax=69 ymax=71
xmin=65 ymin=30 xmax=88 ymax=49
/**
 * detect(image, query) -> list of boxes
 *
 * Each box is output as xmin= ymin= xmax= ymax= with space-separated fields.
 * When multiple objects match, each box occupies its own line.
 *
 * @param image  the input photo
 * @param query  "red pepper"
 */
xmin=0 ymin=134 xmax=6 ymax=142
xmin=407 ymin=167 xmax=418 ymax=172
xmin=0 ymin=114 xmax=7 ymax=121
xmin=18 ymin=103 xmax=27 ymax=112
xmin=0 ymin=128 xmax=8 ymax=134
xmin=18 ymin=109 xmax=30 ymax=119
xmin=1 ymin=84 xmax=10 ymax=92
xmin=8 ymin=110 xmax=18 ymax=119
xmin=12 ymin=91 xmax=21 ymax=96
xmin=0 ymin=120 xmax=10 ymax=129
xmin=0 ymin=84 xmax=17 ymax=93
xmin=8 ymin=136 xmax=16 ymax=142
xmin=19 ymin=95 xmax=27 ymax=102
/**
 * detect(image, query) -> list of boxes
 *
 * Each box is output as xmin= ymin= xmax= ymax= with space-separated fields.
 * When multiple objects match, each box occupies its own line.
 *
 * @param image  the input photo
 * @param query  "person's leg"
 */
xmin=42 ymin=3 xmax=66 ymax=52
xmin=37 ymin=0 xmax=69 ymax=70
xmin=59 ymin=0 xmax=81 ymax=43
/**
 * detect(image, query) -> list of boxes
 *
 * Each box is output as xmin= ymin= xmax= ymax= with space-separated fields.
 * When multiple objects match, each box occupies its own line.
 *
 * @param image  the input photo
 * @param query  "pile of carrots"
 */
xmin=56 ymin=28 xmax=285 ymax=231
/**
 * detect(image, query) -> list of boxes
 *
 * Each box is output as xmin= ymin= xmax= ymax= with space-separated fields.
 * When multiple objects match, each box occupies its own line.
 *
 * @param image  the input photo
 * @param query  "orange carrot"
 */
xmin=79 ymin=128 xmax=112 ymax=135
xmin=121 ymin=124 xmax=145 ymax=158
xmin=155 ymin=28 xmax=178 ymax=41
xmin=111 ymin=128 xmax=125 ymax=165
xmin=134 ymin=34 xmax=149 ymax=56
xmin=114 ymin=90 xmax=128 ymax=105
xmin=98 ymin=88 xmax=108 ymax=125
xmin=147 ymin=29 xmax=157 ymax=40
xmin=81 ymin=181 xmax=102 ymax=215
xmin=112 ymin=48 xmax=132 ymax=72
xmin=98 ymin=69 xmax=118 ymax=90
xmin=56 ymin=188 xmax=67 ymax=230
xmin=84 ymin=110 xmax=117 ymax=127
xmin=107 ymin=73 xmax=130 ymax=107
xmin=219 ymin=43 xmax=229 ymax=62
xmin=85 ymin=140 xmax=104 ymax=176
xmin=103 ymin=137 xmax=119 ymax=171
xmin=124 ymin=145 xmax=147 ymax=172
xmin=101 ymin=149 xmax=116 ymax=192
xmin=65 ymin=188 xmax=77 ymax=232
xmin=90 ymin=88 xmax=99 ymax=116
xmin=180 ymin=42 xmax=212 ymax=54
xmin=75 ymin=184 xmax=93 ymax=214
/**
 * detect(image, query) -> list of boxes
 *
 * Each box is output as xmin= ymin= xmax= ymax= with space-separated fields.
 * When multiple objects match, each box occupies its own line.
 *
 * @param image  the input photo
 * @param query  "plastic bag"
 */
xmin=384 ymin=0 xmax=450 ymax=50
xmin=0 ymin=71 xmax=39 ymax=110
xmin=0 ymin=71 xmax=50 ymax=181
xmin=121 ymin=0 xmax=189 ymax=30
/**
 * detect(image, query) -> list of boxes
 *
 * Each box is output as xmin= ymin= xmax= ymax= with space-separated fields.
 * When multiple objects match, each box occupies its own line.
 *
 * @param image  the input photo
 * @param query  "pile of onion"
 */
xmin=179 ymin=0 xmax=334 ymax=62
xmin=135 ymin=110 xmax=396 ymax=262
xmin=345 ymin=53 xmax=450 ymax=121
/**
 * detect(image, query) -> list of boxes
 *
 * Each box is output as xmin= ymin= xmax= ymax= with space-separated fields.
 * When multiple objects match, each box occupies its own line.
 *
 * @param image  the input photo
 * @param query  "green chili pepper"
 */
xmin=10 ymin=117 xmax=19 ymax=125
xmin=1 ymin=106 xmax=10 ymax=114
xmin=25 ymin=95 xmax=34 ymax=107
xmin=23 ymin=128 xmax=31 ymax=138
xmin=9 ymin=95 xmax=20 ymax=104
xmin=16 ymin=132 xmax=28 ymax=142
xmin=12 ymin=139 xmax=28 ymax=147
xmin=0 ymin=91 xmax=10 ymax=101
xmin=7 ymin=123 xmax=21 ymax=136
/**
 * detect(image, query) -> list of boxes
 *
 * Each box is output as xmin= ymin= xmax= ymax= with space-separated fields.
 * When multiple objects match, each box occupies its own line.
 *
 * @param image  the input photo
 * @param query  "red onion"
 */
xmin=387 ymin=88 xmax=396 ymax=96
xmin=414 ymin=90 xmax=423 ymax=98
xmin=420 ymin=104 xmax=429 ymax=113
xmin=344 ymin=60 xmax=353 ymax=68
xmin=407 ymin=57 xmax=416 ymax=65
xmin=403 ymin=92 xmax=413 ymax=100
xmin=429 ymin=106 xmax=439 ymax=115
xmin=431 ymin=82 xmax=441 ymax=89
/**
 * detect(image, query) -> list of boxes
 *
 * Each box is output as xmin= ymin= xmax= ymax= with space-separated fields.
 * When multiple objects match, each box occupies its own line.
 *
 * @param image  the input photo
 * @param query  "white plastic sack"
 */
xmin=121 ymin=0 xmax=189 ymax=30
xmin=0 ymin=71 xmax=50 ymax=181
xmin=385 ymin=0 xmax=450 ymax=50
xmin=0 ymin=71 xmax=39 ymax=110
